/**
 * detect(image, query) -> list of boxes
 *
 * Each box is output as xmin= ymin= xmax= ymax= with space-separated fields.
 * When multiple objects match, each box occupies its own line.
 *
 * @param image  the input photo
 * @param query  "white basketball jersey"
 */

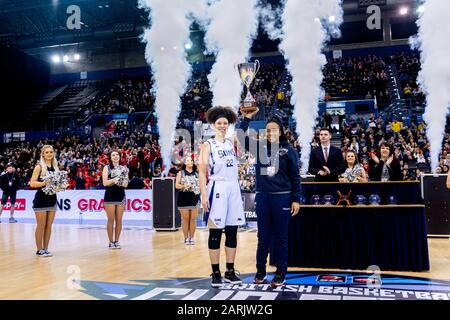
xmin=207 ymin=138 xmax=238 ymax=181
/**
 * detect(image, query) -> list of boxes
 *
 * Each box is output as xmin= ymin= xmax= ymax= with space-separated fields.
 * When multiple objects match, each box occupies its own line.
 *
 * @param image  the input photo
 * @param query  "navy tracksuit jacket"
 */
xmin=238 ymin=117 xmax=301 ymax=275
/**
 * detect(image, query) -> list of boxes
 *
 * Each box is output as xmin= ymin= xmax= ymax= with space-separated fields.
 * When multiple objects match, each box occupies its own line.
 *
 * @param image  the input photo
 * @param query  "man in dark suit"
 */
xmin=308 ymin=128 xmax=345 ymax=182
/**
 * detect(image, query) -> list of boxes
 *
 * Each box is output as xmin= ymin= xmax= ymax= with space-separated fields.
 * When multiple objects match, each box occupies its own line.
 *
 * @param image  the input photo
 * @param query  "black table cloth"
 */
xmin=270 ymin=182 xmax=430 ymax=272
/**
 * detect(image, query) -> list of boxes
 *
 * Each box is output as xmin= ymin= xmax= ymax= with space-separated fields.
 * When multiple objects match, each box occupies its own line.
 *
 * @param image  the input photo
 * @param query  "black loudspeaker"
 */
xmin=152 ymin=177 xmax=181 ymax=231
xmin=421 ymin=174 xmax=450 ymax=238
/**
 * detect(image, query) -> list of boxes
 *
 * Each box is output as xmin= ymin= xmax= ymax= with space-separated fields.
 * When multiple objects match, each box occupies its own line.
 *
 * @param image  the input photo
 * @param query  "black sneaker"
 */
xmin=253 ymin=271 xmax=267 ymax=284
xmin=224 ymin=269 xmax=242 ymax=285
xmin=36 ymin=249 xmax=46 ymax=257
xmin=270 ymin=273 xmax=286 ymax=287
xmin=210 ymin=271 xmax=223 ymax=288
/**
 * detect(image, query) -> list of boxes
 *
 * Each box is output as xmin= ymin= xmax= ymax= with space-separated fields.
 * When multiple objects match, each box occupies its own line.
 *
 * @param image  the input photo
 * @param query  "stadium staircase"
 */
xmin=384 ymin=63 xmax=410 ymax=123
xmin=24 ymin=85 xmax=67 ymax=126
xmin=265 ymin=70 xmax=292 ymax=128
xmin=33 ymin=80 xmax=112 ymax=130
xmin=331 ymin=132 xmax=342 ymax=149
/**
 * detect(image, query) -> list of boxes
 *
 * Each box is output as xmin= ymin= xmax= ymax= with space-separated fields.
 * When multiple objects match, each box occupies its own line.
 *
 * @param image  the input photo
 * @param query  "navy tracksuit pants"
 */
xmin=255 ymin=192 xmax=292 ymax=275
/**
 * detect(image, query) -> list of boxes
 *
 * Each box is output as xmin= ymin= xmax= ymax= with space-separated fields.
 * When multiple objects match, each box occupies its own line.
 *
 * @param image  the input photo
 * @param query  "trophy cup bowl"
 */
xmin=311 ymin=195 xmax=321 ymax=205
xmin=236 ymin=60 xmax=260 ymax=113
xmin=388 ymin=195 xmax=397 ymax=205
xmin=354 ymin=195 xmax=366 ymax=206
xmin=369 ymin=194 xmax=381 ymax=205
xmin=323 ymin=195 xmax=335 ymax=206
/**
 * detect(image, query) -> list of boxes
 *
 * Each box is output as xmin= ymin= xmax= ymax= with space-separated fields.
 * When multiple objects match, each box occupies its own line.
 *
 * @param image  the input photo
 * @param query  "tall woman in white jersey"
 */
xmin=199 ymin=106 xmax=245 ymax=287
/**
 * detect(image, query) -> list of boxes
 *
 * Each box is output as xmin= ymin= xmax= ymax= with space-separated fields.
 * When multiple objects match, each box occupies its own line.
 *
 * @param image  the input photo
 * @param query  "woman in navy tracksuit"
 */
xmin=238 ymin=111 xmax=301 ymax=287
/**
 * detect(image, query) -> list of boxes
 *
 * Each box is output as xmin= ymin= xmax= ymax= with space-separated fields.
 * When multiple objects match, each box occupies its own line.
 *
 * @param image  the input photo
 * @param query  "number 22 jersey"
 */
xmin=207 ymin=138 xmax=238 ymax=182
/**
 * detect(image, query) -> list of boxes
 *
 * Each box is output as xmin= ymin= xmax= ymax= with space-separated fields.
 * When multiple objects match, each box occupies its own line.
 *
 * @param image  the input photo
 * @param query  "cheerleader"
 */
xmin=103 ymin=151 xmax=129 ymax=249
xmin=30 ymin=145 xmax=59 ymax=257
xmin=199 ymin=106 xmax=245 ymax=287
xmin=175 ymin=155 xmax=200 ymax=245
xmin=339 ymin=151 xmax=368 ymax=182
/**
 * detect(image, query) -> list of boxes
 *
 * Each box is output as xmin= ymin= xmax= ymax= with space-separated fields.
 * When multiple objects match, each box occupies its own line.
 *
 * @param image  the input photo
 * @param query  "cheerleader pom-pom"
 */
xmin=111 ymin=166 xmax=130 ymax=187
xmin=42 ymin=171 xmax=69 ymax=195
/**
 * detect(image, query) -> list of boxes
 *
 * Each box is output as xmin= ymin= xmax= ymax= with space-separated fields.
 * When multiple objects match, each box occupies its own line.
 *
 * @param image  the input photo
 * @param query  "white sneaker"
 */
xmin=184 ymin=238 xmax=189 ymax=245
xmin=109 ymin=242 xmax=115 ymax=249
xmin=188 ymin=238 xmax=195 ymax=245
xmin=114 ymin=242 xmax=121 ymax=249
xmin=43 ymin=250 xmax=53 ymax=257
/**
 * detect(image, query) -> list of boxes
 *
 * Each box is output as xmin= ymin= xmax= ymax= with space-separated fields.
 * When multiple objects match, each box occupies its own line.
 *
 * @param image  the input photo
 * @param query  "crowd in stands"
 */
xmin=1 ymin=113 xmax=449 ymax=192
xmin=250 ymin=64 xmax=283 ymax=107
xmin=322 ymin=54 xmax=390 ymax=105
xmin=334 ymin=113 xmax=450 ymax=181
xmin=395 ymin=52 xmax=426 ymax=104
xmin=178 ymin=71 xmax=210 ymax=131
xmin=0 ymin=122 xmax=166 ymax=190
xmin=77 ymin=54 xmax=421 ymax=123
xmin=2 ymin=52 xmax=449 ymax=193
xmin=91 ymin=79 xmax=154 ymax=115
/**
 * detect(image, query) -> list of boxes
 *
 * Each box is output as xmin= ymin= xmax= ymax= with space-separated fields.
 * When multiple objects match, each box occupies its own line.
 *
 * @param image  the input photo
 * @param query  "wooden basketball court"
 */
xmin=0 ymin=222 xmax=449 ymax=300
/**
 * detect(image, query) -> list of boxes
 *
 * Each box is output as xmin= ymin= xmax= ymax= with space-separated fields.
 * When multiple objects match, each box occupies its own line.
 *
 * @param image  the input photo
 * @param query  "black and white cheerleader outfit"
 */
xmin=177 ymin=169 xmax=200 ymax=209
xmin=104 ymin=165 xmax=126 ymax=206
xmin=32 ymin=166 xmax=57 ymax=212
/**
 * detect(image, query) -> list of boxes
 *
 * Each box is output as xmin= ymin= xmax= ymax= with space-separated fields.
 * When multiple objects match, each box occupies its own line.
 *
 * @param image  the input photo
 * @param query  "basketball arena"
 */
xmin=1 ymin=0 xmax=450 ymax=305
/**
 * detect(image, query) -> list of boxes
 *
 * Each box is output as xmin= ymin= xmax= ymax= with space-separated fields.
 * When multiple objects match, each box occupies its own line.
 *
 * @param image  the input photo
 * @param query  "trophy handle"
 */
xmin=254 ymin=60 xmax=260 ymax=76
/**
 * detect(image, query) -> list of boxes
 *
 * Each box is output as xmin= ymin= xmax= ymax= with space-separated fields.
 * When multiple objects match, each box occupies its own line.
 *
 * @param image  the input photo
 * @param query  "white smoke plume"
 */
xmin=204 ymin=0 xmax=259 ymax=110
xmin=259 ymin=3 xmax=283 ymax=40
xmin=275 ymin=0 xmax=343 ymax=172
xmin=139 ymin=0 xmax=206 ymax=174
xmin=412 ymin=0 xmax=450 ymax=173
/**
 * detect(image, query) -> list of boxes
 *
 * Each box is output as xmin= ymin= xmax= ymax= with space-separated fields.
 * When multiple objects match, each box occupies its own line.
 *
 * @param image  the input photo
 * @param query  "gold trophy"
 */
xmin=236 ymin=60 xmax=260 ymax=113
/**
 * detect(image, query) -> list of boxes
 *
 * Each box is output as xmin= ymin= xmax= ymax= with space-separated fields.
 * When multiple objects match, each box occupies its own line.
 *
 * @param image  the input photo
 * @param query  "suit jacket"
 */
xmin=308 ymin=145 xmax=345 ymax=182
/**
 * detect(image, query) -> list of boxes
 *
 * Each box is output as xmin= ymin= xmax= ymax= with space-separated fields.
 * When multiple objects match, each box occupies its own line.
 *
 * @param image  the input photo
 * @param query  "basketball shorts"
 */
xmin=1 ymin=192 xmax=16 ymax=205
xmin=205 ymin=180 xmax=245 ymax=229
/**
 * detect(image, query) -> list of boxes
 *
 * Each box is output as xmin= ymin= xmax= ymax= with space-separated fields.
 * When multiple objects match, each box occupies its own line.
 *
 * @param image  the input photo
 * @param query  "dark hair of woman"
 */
xmin=205 ymin=106 xmax=238 ymax=125
xmin=108 ymin=151 xmax=120 ymax=170
xmin=266 ymin=115 xmax=287 ymax=142
xmin=377 ymin=142 xmax=395 ymax=159
xmin=181 ymin=155 xmax=197 ymax=172
xmin=345 ymin=150 xmax=359 ymax=165
xmin=182 ymin=163 xmax=198 ymax=172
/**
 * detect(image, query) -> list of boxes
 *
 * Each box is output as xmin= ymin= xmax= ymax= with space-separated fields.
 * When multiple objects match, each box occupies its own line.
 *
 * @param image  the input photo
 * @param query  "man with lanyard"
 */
xmin=0 ymin=163 xmax=21 ymax=223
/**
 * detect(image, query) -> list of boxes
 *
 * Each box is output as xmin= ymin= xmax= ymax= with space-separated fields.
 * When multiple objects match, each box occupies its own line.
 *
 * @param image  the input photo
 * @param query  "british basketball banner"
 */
xmin=0 ymin=190 xmax=153 ymax=222
xmin=242 ymin=193 xmax=257 ymax=222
